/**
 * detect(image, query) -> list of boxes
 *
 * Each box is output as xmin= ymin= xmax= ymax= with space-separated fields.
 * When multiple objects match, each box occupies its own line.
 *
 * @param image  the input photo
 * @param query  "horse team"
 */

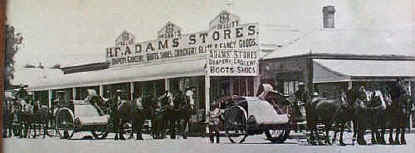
xmin=2 ymin=79 xmax=414 ymax=145
xmin=304 ymin=79 xmax=413 ymax=145
xmin=3 ymin=87 xmax=197 ymax=141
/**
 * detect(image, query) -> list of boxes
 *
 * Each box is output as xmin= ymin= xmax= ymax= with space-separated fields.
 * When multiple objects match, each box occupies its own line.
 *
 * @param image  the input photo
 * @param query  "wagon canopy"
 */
xmin=244 ymin=97 xmax=289 ymax=125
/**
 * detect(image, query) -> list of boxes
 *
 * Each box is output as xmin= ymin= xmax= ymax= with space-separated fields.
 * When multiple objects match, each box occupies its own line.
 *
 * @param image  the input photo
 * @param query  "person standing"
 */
xmin=208 ymin=102 xmax=221 ymax=143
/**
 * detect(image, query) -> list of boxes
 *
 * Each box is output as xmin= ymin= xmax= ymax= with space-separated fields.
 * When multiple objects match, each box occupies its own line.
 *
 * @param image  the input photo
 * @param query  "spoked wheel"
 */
xmin=223 ymin=106 xmax=248 ymax=143
xmin=56 ymin=110 xmax=75 ymax=139
xmin=265 ymin=129 xmax=290 ymax=143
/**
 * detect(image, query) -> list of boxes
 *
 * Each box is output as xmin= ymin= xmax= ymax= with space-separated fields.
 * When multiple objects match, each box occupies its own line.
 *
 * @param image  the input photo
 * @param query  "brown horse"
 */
xmin=388 ymin=93 xmax=412 ymax=144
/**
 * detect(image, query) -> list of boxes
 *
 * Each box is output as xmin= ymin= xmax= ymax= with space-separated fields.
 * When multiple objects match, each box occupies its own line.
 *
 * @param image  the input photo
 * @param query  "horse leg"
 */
xmin=43 ymin=122 xmax=47 ymax=139
xmin=136 ymin=120 xmax=144 ymax=140
xmin=371 ymin=129 xmax=377 ymax=144
xmin=315 ymin=127 xmax=323 ymax=145
xmin=357 ymin=126 xmax=367 ymax=145
xmin=389 ymin=128 xmax=394 ymax=144
xmin=400 ymin=128 xmax=406 ymax=145
xmin=339 ymin=124 xmax=346 ymax=146
xmin=381 ymin=114 xmax=387 ymax=144
xmin=170 ymin=119 xmax=176 ymax=139
xmin=352 ymin=120 xmax=358 ymax=145
xmin=325 ymin=124 xmax=331 ymax=145
xmin=119 ymin=120 xmax=126 ymax=140
xmin=332 ymin=124 xmax=338 ymax=144
xmin=394 ymin=128 xmax=401 ymax=144
xmin=183 ymin=119 xmax=189 ymax=139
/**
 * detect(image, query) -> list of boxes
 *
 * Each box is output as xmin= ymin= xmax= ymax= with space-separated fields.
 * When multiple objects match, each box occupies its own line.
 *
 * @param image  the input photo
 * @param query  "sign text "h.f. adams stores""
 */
xmin=105 ymin=11 xmax=259 ymax=66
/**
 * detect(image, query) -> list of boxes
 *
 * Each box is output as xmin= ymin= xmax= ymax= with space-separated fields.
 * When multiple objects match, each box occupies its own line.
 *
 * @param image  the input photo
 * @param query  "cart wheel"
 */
xmin=224 ymin=106 xmax=248 ymax=143
xmin=265 ymin=129 xmax=290 ymax=143
xmin=56 ymin=110 xmax=75 ymax=139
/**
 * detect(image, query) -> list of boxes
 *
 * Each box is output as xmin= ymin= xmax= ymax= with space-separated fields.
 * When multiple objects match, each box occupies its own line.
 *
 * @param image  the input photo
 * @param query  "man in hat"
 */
xmin=390 ymin=78 xmax=408 ymax=103
xmin=15 ymin=85 xmax=28 ymax=100
xmin=293 ymin=82 xmax=308 ymax=130
xmin=295 ymin=82 xmax=309 ymax=103
xmin=52 ymin=90 xmax=66 ymax=112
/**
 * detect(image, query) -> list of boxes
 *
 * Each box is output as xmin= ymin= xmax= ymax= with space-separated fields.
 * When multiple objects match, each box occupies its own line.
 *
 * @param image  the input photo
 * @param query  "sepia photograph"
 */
xmin=2 ymin=0 xmax=415 ymax=153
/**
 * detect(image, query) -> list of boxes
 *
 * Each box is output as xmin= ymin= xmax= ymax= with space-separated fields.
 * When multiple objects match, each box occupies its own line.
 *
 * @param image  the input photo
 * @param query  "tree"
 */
xmin=4 ymin=25 xmax=24 ymax=89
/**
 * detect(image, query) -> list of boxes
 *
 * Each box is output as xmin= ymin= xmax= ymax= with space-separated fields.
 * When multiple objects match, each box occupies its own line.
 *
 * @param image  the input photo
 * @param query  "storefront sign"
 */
xmin=207 ymin=48 xmax=259 ymax=76
xmin=105 ymin=11 xmax=259 ymax=66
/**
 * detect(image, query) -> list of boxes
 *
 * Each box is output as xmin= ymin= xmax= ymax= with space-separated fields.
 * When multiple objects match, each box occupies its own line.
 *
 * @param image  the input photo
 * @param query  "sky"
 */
xmin=6 ymin=0 xmax=415 ymax=69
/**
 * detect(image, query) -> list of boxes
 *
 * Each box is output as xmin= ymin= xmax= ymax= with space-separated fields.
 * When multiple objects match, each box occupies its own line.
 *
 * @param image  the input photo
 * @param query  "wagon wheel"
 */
xmin=55 ymin=110 xmax=75 ymax=139
xmin=223 ymin=106 xmax=248 ymax=143
xmin=265 ymin=129 xmax=290 ymax=143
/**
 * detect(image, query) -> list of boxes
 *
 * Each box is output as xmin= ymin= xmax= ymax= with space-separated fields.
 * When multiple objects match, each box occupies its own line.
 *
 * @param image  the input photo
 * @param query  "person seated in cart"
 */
xmin=84 ymin=89 xmax=106 ymax=115
xmin=209 ymin=102 xmax=222 ymax=143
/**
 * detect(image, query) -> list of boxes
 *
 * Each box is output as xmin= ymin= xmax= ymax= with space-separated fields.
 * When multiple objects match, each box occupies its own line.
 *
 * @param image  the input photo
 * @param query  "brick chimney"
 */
xmin=322 ymin=5 xmax=336 ymax=28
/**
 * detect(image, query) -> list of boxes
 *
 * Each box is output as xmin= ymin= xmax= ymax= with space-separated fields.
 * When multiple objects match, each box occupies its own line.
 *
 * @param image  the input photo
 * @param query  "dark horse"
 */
xmin=306 ymin=94 xmax=353 ymax=145
xmin=88 ymin=90 xmax=145 ymax=140
xmin=30 ymin=100 xmax=51 ymax=138
xmin=162 ymin=88 xmax=196 ymax=139
xmin=116 ymin=98 xmax=146 ymax=140
xmin=350 ymin=89 xmax=388 ymax=145
xmin=388 ymin=91 xmax=412 ymax=144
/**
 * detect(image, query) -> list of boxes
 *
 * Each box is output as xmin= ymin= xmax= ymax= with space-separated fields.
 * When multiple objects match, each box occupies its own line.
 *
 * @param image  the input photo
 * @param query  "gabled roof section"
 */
xmin=209 ymin=10 xmax=240 ymax=30
xmin=115 ymin=30 xmax=136 ymax=46
xmin=264 ymin=28 xmax=414 ymax=60
xmin=157 ymin=21 xmax=183 ymax=39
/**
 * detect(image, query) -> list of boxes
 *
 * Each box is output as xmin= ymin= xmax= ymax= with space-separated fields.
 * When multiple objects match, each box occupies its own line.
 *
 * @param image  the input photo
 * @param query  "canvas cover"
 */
xmin=244 ymin=97 xmax=289 ymax=125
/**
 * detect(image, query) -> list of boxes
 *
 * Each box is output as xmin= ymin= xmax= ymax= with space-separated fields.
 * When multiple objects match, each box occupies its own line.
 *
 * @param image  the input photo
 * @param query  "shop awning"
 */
xmin=313 ymin=59 xmax=415 ymax=83
xmin=28 ymin=58 xmax=207 ymax=90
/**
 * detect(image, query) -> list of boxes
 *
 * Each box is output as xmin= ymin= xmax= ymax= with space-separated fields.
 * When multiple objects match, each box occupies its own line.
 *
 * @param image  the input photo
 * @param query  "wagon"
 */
xmin=55 ymin=100 xmax=110 ymax=139
xmin=221 ymin=96 xmax=292 ymax=143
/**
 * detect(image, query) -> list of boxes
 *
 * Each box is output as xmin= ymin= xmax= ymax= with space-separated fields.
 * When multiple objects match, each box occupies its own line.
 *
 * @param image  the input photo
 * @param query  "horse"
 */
xmin=85 ymin=90 xmax=144 ymax=140
xmin=350 ymin=89 xmax=388 ymax=145
xmin=30 ymin=100 xmax=52 ymax=138
xmin=116 ymin=97 xmax=146 ymax=140
xmin=305 ymin=93 xmax=354 ymax=145
xmin=13 ymin=99 xmax=34 ymax=138
xmin=166 ymin=88 xmax=196 ymax=139
xmin=387 ymin=91 xmax=412 ymax=144
xmin=147 ymin=91 xmax=171 ymax=139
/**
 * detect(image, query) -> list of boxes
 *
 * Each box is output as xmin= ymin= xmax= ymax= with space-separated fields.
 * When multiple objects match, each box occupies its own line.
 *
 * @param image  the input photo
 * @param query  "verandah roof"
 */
xmin=24 ymin=58 xmax=207 ymax=91
xmin=313 ymin=59 xmax=415 ymax=83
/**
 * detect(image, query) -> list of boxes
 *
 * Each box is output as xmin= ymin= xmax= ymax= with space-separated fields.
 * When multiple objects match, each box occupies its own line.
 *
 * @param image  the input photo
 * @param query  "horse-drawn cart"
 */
xmin=55 ymin=100 xmax=110 ymax=139
xmin=221 ymin=96 xmax=292 ymax=143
